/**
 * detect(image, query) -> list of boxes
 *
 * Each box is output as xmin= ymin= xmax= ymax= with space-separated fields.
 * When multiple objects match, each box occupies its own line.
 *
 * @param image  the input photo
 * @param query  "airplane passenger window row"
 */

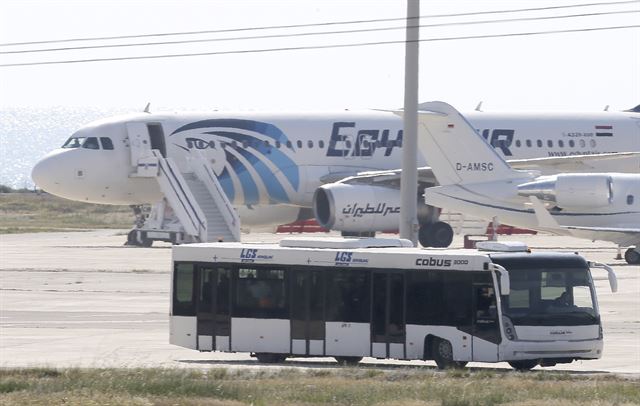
xmin=215 ymin=139 xmax=398 ymax=150
xmin=61 ymin=136 xmax=114 ymax=150
xmin=514 ymin=139 xmax=596 ymax=149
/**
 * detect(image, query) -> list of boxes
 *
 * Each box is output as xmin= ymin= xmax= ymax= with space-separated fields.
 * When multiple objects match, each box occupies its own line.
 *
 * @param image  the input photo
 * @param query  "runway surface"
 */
xmin=1 ymin=230 xmax=638 ymax=374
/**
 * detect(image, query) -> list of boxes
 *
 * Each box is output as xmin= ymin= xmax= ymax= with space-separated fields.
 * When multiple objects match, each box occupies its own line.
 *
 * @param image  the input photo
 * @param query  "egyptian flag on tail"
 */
xmin=595 ymin=125 xmax=613 ymax=137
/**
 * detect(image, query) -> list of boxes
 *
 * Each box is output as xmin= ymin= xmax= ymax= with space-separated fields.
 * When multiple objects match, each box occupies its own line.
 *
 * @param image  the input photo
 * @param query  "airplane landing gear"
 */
xmin=418 ymin=221 xmax=454 ymax=248
xmin=624 ymin=248 xmax=640 ymax=265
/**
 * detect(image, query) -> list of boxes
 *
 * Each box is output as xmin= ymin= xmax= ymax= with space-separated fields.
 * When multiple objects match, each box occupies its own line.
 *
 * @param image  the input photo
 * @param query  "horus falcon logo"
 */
xmin=171 ymin=119 xmax=299 ymax=205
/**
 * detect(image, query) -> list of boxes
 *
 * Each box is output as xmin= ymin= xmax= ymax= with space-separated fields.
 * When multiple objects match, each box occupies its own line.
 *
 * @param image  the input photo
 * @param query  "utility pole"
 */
xmin=399 ymin=0 xmax=420 ymax=245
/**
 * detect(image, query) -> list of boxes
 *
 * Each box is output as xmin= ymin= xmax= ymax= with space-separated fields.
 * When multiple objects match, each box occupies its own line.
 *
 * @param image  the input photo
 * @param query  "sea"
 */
xmin=0 ymin=106 xmax=134 ymax=189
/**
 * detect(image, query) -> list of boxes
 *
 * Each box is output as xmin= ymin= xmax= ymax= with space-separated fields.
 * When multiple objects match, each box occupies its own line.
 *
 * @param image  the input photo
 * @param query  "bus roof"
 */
xmin=172 ymin=237 xmax=566 ymax=271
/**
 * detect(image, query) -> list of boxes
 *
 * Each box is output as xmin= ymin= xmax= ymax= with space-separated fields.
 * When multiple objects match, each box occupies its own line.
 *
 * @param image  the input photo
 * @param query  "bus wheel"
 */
xmin=508 ymin=360 xmax=538 ymax=371
xmin=255 ymin=353 xmax=287 ymax=363
xmin=432 ymin=338 xmax=466 ymax=370
xmin=335 ymin=356 xmax=362 ymax=366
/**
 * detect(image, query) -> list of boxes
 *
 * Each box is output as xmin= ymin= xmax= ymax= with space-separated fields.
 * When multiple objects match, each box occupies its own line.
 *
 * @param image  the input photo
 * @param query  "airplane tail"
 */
xmin=416 ymin=101 xmax=526 ymax=186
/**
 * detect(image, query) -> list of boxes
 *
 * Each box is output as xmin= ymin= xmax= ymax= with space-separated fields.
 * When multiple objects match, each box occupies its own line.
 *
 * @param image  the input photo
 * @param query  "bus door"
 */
xmin=471 ymin=273 xmax=500 ymax=362
xmin=371 ymin=272 xmax=406 ymax=359
xmin=290 ymin=269 xmax=325 ymax=356
xmin=196 ymin=266 xmax=231 ymax=352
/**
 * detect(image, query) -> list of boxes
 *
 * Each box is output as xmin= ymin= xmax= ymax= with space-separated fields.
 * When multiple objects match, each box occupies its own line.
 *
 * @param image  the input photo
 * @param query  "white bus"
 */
xmin=169 ymin=238 xmax=616 ymax=370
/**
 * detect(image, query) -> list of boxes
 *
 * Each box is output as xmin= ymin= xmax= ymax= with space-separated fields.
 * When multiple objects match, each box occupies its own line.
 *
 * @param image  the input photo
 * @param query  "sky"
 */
xmin=0 ymin=0 xmax=638 ymax=112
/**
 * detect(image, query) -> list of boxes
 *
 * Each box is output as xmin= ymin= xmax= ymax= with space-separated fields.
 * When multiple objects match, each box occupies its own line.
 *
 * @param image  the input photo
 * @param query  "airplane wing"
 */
xmin=333 ymin=151 xmax=639 ymax=187
xmin=337 ymin=166 xmax=437 ymax=186
xmin=529 ymin=196 xmax=640 ymax=246
xmin=509 ymin=152 xmax=640 ymax=173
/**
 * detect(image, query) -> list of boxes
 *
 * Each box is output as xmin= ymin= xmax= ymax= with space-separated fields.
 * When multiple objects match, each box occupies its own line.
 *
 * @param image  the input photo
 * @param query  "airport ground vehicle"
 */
xmin=170 ymin=238 xmax=616 ymax=370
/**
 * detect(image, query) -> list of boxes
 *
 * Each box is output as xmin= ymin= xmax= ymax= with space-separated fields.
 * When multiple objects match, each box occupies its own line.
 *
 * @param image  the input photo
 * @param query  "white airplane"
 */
xmin=31 ymin=105 xmax=640 ymax=247
xmin=416 ymin=101 xmax=640 ymax=265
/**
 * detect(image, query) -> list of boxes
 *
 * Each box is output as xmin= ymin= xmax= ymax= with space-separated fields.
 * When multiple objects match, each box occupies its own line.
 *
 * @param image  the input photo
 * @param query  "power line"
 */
xmin=1 ymin=25 xmax=636 ymax=68
xmin=0 ymin=0 xmax=637 ymax=47
xmin=2 ymin=9 xmax=636 ymax=56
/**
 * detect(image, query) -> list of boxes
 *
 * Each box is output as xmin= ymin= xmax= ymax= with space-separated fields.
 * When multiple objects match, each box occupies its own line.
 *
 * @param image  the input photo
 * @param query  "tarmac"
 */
xmin=1 ymin=229 xmax=638 ymax=374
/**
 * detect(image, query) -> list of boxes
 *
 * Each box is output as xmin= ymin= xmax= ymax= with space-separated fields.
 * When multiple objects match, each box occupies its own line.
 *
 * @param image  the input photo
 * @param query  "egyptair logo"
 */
xmin=171 ymin=119 xmax=299 ymax=205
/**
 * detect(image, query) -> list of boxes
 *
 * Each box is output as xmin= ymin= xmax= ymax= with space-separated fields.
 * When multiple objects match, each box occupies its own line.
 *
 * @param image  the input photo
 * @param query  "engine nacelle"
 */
xmin=314 ymin=183 xmax=433 ymax=232
xmin=314 ymin=184 xmax=401 ymax=232
xmin=518 ymin=174 xmax=613 ymax=209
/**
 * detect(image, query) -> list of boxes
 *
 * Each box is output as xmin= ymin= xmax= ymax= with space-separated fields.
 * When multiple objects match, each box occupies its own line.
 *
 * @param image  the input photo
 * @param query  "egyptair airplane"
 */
xmin=415 ymin=101 xmax=639 ymax=265
xmin=31 ymin=104 xmax=640 ymax=247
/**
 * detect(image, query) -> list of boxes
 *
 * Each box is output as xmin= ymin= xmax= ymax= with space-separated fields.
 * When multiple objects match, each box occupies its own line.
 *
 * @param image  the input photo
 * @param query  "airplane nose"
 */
xmin=31 ymin=150 xmax=65 ymax=193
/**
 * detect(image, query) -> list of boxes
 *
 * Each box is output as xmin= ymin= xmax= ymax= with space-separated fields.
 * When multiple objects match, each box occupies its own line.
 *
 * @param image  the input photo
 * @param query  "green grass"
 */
xmin=0 ymin=191 xmax=132 ymax=233
xmin=0 ymin=367 xmax=638 ymax=406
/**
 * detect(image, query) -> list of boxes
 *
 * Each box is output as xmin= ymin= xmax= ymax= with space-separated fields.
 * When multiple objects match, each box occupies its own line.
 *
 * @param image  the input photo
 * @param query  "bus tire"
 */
xmin=508 ymin=360 xmax=538 ymax=371
xmin=335 ymin=356 xmax=362 ymax=366
xmin=255 ymin=353 xmax=287 ymax=363
xmin=432 ymin=338 xmax=466 ymax=370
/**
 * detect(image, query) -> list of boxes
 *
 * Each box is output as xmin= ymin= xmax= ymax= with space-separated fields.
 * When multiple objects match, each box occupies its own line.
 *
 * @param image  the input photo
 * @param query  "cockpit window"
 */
xmin=100 ymin=137 xmax=114 ymax=150
xmin=62 ymin=136 xmax=86 ymax=148
xmin=82 ymin=137 xmax=100 ymax=150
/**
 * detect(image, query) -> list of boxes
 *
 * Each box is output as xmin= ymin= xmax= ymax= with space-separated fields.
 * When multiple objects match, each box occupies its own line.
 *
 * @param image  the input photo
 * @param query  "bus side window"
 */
xmin=173 ymin=263 xmax=196 ymax=316
xmin=325 ymin=269 xmax=370 ymax=323
xmin=234 ymin=267 xmax=287 ymax=319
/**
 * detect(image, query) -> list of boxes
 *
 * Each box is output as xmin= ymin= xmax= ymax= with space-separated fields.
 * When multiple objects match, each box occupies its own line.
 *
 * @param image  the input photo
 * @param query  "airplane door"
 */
xmin=196 ymin=266 xmax=231 ymax=352
xmin=371 ymin=272 xmax=406 ymax=359
xmin=290 ymin=269 xmax=325 ymax=356
xmin=147 ymin=123 xmax=167 ymax=158
xmin=471 ymin=274 xmax=500 ymax=362
xmin=126 ymin=122 xmax=152 ymax=167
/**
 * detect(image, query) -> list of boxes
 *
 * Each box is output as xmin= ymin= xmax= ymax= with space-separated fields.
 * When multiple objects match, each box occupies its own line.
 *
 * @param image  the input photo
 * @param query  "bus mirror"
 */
xmin=588 ymin=261 xmax=618 ymax=293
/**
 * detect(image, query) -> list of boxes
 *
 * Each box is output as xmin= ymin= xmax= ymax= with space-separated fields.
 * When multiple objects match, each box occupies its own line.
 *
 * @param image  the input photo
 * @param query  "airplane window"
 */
xmin=82 ymin=137 xmax=100 ymax=150
xmin=515 ymin=140 xmax=521 ymax=147
xmin=308 ymin=140 xmax=313 ymax=148
xmin=558 ymin=140 xmax=564 ymax=148
xmin=62 ymin=136 xmax=86 ymax=148
xmin=297 ymin=140 xmax=303 ymax=148
xmin=242 ymin=141 xmax=249 ymax=148
xmin=319 ymin=140 xmax=325 ymax=148
xmin=580 ymin=139 xmax=586 ymax=148
xmin=628 ymin=195 xmax=634 ymax=205
xmin=100 ymin=137 xmax=114 ymax=150
xmin=276 ymin=141 xmax=281 ymax=148
xmin=536 ymin=140 xmax=542 ymax=148
xmin=526 ymin=140 xmax=532 ymax=147
xmin=264 ymin=140 xmax=270 ymax=147
xmin=232 ymin=141 xmax=238 ymax=148
xmin=569 ymin=140 xmax=575 ymax=148
xmin=590 ymin=139 xmax=596 ymax=147
xmin=547 ymin=140 xmax=553 ymax=148
xmin=286 ymin=141 xmax=292 ymax=148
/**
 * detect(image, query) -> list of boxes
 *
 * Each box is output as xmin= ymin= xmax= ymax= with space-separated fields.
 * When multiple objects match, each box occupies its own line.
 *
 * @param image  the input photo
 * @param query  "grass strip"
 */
xmin=0 ymin=367 xmax=638 ymax=405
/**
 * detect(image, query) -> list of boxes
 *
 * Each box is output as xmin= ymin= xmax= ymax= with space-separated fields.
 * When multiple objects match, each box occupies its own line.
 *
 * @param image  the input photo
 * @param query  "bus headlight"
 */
xmin=502 ymin=316 xmax=518 ymax=341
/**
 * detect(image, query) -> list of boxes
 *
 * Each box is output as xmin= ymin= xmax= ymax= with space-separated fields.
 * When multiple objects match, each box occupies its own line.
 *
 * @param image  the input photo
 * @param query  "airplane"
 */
xmin=413 ymin=101 xmax=640 ymax=265
xmin=31 ymin=105 xmax=640 ymax=247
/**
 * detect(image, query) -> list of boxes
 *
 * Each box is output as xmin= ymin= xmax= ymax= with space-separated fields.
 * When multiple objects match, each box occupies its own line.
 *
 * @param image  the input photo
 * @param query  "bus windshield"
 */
xmin=501 ymin=267 xmax=598 ymax=326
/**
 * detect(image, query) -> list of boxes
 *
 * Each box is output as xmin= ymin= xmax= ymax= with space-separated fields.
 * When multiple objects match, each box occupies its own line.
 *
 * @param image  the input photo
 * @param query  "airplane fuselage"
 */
xmin=32 ymin=109 xmax=640 ymax=227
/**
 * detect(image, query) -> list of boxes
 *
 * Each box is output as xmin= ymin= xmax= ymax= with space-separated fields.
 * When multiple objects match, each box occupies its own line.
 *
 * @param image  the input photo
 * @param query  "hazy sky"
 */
xmin=0 ymin=0 xmax=638 ymax=111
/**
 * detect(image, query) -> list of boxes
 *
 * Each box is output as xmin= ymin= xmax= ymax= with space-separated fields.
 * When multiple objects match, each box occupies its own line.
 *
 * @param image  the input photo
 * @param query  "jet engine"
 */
xmin=517 ymin=174 xmax=613 ymax=209
xmin=313 ymin=183 xmax=432 ymax=232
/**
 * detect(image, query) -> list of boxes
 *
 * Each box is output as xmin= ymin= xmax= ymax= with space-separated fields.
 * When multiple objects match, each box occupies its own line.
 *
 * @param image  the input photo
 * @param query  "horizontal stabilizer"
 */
xmin=415 ymin=101 xmax=525 ymax=186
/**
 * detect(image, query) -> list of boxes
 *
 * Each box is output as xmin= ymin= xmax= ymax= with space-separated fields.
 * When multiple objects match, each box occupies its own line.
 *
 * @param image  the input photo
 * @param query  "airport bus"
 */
xmin=169 ymin=237 xmax=616 ymax=370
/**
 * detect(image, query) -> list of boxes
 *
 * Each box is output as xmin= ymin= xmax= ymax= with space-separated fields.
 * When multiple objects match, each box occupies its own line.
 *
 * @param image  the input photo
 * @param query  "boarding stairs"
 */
xmin=128 ymin=148 xmax=240 ymax=245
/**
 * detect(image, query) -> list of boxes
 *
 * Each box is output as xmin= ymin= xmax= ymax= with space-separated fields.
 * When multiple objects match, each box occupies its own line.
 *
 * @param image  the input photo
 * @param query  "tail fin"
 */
xmin=416 ymin=101 xmax=524 ymax=186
